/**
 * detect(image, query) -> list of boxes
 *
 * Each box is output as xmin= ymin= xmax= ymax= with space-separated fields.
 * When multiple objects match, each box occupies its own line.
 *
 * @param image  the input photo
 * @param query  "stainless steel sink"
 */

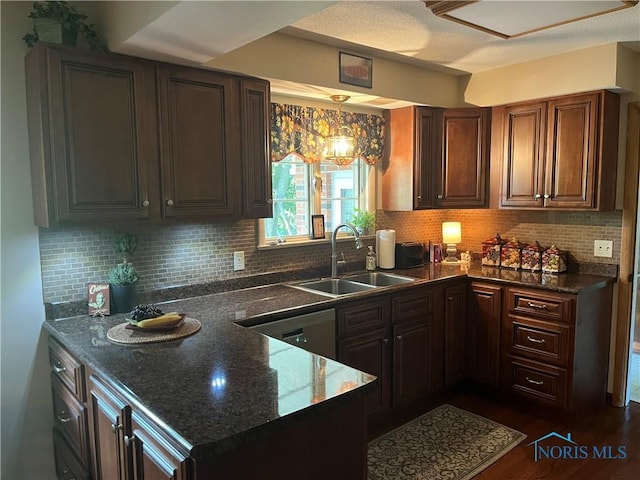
xmin=288 ymin=278 xmax=377 ymax=297
xmin=345 ymin=272 xmax=416 ymax=286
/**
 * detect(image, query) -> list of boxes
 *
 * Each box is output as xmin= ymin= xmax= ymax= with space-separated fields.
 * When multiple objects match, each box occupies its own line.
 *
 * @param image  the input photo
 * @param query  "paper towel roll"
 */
xmin=376 ymin=229 xmax=396 ymax=269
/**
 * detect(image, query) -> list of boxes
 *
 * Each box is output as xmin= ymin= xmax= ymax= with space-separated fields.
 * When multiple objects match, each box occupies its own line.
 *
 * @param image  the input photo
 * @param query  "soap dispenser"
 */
xmin=366 ymin=245 xmax=376 ymax=271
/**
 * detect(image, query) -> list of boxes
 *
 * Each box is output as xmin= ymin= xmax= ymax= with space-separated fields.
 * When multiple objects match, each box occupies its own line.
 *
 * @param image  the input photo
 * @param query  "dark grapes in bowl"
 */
xmin=129 ymin=304 xmax=164 ymax=321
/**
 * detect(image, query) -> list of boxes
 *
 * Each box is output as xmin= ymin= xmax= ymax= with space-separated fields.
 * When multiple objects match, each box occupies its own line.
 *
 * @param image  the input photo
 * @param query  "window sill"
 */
xmin=257 ymin=234 xmax=375 ymax=251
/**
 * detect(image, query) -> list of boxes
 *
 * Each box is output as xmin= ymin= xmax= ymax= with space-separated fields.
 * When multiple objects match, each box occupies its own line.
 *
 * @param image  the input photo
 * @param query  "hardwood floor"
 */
xmin=370 ymin=384 xmax=640 ymax=479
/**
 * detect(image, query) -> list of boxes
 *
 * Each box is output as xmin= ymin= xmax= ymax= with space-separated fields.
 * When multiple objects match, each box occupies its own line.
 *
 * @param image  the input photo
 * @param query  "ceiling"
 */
xmin=113 ymin=1 xmax=640 ymax=107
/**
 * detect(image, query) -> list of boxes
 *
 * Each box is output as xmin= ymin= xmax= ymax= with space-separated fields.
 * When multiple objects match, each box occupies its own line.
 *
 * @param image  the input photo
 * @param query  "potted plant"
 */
xmin=108 ymin=233 xmax=138 ymax=313
xmin=22 ymin=1 xmax=105 ymax=50
xmin=108 ymin=263 xmax=138 ymax=314
xmin=351 ymin=209 xmax=376 ymax=235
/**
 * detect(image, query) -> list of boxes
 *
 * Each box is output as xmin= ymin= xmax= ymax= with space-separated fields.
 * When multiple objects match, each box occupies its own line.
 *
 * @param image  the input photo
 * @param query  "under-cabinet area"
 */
xmin=44 ymin=263 xmax=615 ymax=480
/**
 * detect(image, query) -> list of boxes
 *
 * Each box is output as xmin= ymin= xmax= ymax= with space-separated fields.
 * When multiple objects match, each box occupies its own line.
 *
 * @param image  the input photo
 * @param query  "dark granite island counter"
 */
xmin=44 ymin=284 xmax=376 ymax=480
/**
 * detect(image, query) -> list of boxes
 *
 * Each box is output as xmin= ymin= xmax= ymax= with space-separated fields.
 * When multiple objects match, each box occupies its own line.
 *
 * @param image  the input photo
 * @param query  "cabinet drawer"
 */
xmin=337 ymin=298 xmax=390 ymax=337
xmin=507 ymin=288 xmax=573 ymax=323
xmin=392 ymin=287 xmax=433 ymax=324
xmin=506 ymin=316 xmax=572 ymax=366
xmin=52 ymin=428 xmax=90 ymax=480
xmin=51 ymin=375 xmax=90 ymax=467
xmin=504 ymin=356 xmax=567 ymax=408
xmin=48 ymin=337 xmax=85 ymax=402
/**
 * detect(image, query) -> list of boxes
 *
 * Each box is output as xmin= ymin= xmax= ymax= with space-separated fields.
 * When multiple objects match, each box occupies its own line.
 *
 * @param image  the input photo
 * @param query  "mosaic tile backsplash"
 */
xmin=39 ymin=209 xmax=621 ymax=304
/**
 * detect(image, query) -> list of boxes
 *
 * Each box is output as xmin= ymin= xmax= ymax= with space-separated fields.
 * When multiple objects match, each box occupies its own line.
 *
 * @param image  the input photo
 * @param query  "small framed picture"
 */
xmin=88 ymin=283 xmax=110 ymax=316
xmin=311 ymin=214 xmax=325 ymax=240
xmin=339 ymin=52 xmax=372 ymax=89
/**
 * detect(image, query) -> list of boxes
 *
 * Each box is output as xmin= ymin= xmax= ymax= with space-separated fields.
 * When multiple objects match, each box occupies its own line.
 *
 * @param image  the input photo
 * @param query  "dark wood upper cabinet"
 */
xmin=499 ymin=90 xmax=619 ymax=210
xmin=26 ymin=45 xmax=157 ymax=227
xmin=437 ymin=108 xmax=490 ymax=207
xmin=382 ymin=105 xmax=490 ymax=210
xmin=239 ymin=79 xmax=273 ymax=218
xmin=25 ymin=44 xmax=272 ymax=227
xmin=158 ymin=66 xmax=238 ymax=218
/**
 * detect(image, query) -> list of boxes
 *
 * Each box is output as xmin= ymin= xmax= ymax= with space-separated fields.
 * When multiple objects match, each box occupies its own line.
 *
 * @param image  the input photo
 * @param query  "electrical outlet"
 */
xmin=593 ymin=240 xmax=613 ymax=258
xmin=233 ymin=251 xmax=245 ymax=271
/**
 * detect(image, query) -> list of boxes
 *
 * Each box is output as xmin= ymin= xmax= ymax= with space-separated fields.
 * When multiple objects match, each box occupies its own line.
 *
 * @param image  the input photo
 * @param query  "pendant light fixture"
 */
xmin=325 ymin=95 xmax=356 ymax=166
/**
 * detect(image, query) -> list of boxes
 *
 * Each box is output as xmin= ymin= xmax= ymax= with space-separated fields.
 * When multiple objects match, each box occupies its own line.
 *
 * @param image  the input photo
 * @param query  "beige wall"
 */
xmin=1 ymin=2 xmax=55 ymax=478
xmin=208 ymin=32 xmax=464 ymax=108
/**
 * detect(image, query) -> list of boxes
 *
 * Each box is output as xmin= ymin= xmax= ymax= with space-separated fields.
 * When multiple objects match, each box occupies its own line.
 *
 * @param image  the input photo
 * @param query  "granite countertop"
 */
xmin=43 ymin=262 xmax=615 ymax=460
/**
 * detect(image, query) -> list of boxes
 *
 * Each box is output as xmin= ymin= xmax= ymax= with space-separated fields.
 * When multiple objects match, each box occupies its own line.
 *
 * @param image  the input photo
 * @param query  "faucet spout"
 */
xmin=331 ymin=223 xmax=363 ymax=278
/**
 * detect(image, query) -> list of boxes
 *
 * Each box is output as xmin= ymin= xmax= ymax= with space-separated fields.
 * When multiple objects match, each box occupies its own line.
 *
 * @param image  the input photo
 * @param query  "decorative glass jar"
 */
xmin=542 ymin=245 xmax=568 ymax=273
xmin=481 ymin=233 xmax=506 ymax=266
xmin=521 ymin=241 xmax=545 ymax=272
xmin=501 ymin=238 xmax=524 ymax=269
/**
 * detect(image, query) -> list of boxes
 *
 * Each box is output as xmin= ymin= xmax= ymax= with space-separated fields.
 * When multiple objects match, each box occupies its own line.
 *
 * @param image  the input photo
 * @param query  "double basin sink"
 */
xmin=287 ymin=272 xmax=416 ymax=298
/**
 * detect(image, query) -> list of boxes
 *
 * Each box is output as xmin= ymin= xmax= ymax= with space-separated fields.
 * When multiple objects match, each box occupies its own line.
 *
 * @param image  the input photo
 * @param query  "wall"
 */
xmin=1 ymin=2 xmax=55 ymax=478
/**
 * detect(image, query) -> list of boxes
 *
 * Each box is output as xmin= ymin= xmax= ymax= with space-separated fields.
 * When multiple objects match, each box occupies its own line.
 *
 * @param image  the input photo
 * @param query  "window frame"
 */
xmin=258 ymin=157 xmax=376 ymax=248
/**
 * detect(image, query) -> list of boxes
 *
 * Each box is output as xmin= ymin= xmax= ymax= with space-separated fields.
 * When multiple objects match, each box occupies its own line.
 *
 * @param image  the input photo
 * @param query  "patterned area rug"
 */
xmin=368 ymin=404 xmax=526 ymax=480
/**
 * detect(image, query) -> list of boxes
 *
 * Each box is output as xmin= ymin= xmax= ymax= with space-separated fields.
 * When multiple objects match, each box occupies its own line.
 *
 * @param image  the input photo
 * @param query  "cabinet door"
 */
xmin=393 ymin=321 xmax=432 ymax=405
xmin=414 ymin=107 xmax=439 ymax=209
xmin=437 ymin=108 xmax=489 ymax=207
xmin=468 ymin=282 xmax=502 ymax=387
xmin=338 ymin=329 xmax=391 ymax=414
xmin=158 ymin=67 xmax=238 ymax=218
xmin=89 ymin=374 xmax=131 ymax=480
xmin=544 ymin=93 xmax=598 ymax=209
xmin=27 ymin=46 xmax=156 ymax=226
xmin=239 ymin=79 xmax=272 ymax=218
xmin=444 ymin=283 xmax=468 ymax=386
xmin=130 ymin=411 xmax=192 ymax=480
xmin=500 ymin=102 xmax=546 ymax=208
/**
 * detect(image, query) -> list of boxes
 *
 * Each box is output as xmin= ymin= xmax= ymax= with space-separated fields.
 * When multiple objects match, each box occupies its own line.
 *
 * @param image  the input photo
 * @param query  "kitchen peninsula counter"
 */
xmin=43 ymin=262 xmax=615 ymax=478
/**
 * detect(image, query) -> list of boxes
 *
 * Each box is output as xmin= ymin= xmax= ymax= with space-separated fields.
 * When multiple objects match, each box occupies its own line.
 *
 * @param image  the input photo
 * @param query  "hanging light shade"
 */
xmin=325 ymin=95 xmax=356 ymax=166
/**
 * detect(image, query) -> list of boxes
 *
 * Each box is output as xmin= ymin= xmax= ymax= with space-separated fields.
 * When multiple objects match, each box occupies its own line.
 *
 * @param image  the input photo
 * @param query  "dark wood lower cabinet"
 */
xmin=393 ymin=320 xmax=432 ymax=404
xmin=338 ymin=329 xmax=391 ymax=414
xmin=444 ymin=282 xmax=468 ymax=386
xmin=468 ymin=282 xmax=502 ymax=387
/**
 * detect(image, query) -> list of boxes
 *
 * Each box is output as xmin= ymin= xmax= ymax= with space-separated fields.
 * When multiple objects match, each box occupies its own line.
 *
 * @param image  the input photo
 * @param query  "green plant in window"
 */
xmin=351 ymin=209 xmax=375 ymax=234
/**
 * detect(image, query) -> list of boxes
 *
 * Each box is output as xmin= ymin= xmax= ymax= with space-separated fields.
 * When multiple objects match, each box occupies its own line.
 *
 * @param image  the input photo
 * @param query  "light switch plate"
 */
xmin=233 ymin=251 xmax=245 ymax=271
xmin=593 ymin=240 xmax=613 ymax=258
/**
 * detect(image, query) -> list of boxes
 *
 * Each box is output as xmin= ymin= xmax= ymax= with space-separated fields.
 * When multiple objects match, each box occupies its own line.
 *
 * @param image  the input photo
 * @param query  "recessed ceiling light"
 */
xmin=424 ymin=0 xmax=638 ymax=39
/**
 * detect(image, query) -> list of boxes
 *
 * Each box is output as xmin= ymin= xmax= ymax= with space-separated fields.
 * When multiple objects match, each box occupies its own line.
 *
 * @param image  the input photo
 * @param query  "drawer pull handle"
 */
xmin=57 ymin=411 xmax=71 ymax=423
xmin=526 ymin=335 xmax=546 ymax=344
xmin=527 ymin=302 xmax=548 ymax=310
xmin=525 ymin=376 xmax=544 ymax=386
xmin=53 ymin=362 xmax=66 ymax=374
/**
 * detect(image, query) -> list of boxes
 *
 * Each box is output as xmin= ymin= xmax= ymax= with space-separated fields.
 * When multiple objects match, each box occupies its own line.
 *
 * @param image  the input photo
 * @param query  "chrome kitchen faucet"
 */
xmin=331 ymin=223 xmax=363 ymax=278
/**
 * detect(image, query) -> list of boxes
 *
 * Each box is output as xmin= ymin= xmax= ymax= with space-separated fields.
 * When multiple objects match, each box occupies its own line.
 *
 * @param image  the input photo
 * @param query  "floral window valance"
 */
xmin=270 ymin=103 xmax=385 ymax=165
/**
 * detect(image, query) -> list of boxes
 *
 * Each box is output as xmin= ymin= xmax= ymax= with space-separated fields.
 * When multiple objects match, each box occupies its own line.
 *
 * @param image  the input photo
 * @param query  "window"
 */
xmin=260 ymin=102 xmax=384 ymax=246
xmin=261 ymin=157 xmax=372 ymax=245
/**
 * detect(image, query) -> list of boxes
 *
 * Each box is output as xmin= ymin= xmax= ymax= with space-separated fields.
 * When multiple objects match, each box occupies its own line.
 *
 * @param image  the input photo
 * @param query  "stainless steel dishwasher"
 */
xmin=250 ymin=309 xmax=336 ymax=359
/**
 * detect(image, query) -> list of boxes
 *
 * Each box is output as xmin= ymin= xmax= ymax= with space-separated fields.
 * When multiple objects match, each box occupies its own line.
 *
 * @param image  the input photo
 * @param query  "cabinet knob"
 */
xmin=124 ymin=434 xmax=136 ymax=448
xmin=56 ymin=411 xmax=71 ymax=423
xmin=437 ymin=194 xmax=443 ymax=200
xmin=52 ymin=361 xmax=66 ymax=374
xmin=166 ymin=199 xmax=174 ymax=206
xmin=110 ymin=423 xmax=123 ymax=434
xmin=267 ymin=199 xmax=273 ymax=204
xmin=535 ymin=194 xmax=541 ymax=199
xmin=382 ymin=338 xmax=389 ymax=344
xmin=396 ymin=335 xmax=402 ymax=340
xmin=417 ymin=195 xmax=422 ymax=200
xmin=543 ymin=194 xmax=551 ymax=199
xmin=142 ymin=200 xmax=150 ymax=207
